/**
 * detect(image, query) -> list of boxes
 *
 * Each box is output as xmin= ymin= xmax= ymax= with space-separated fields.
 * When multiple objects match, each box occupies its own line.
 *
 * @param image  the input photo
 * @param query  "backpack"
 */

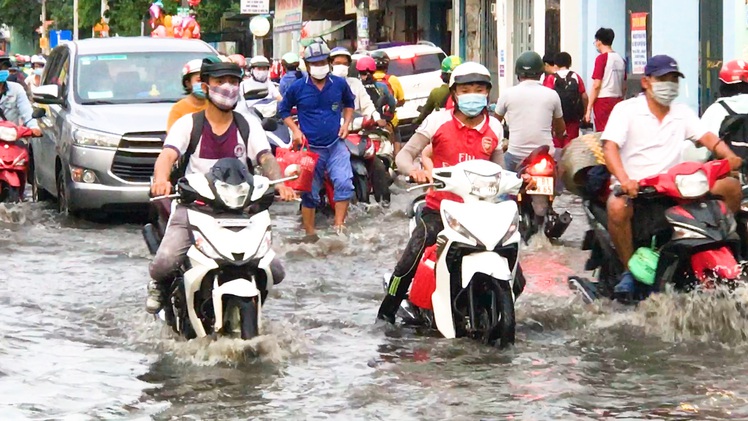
xmin=553 ymin=72 xmax=584 ymax=122
xmin=362 ymin=80 xmax=394 ymax=121
xmin=170 ymin=110 xmax=253 ymax=184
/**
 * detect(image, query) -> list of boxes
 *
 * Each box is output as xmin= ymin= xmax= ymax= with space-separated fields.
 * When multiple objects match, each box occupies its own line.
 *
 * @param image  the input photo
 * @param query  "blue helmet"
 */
xmin=0 ymin=70 xmax=8 ymax=83
xmin=329 ymin=47 xmax=351 ymax=60
xmin=303 ymin=42 xmax=330 ymax=63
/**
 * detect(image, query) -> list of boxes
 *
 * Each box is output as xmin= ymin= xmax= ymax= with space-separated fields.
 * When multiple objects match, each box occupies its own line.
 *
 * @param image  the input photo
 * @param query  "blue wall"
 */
xmin=652 ymin=0 xmax=699 ymax=112
xmin=724 ymin=0 xmax=737 ymax=61
xmin=580 ymin=0 xmax=626 ymax=90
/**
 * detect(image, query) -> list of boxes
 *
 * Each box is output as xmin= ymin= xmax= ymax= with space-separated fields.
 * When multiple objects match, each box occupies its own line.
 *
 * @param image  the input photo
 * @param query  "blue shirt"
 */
xmin=279 ymin=74 xmax=355 ymax=147
xmin=0 ymin=81 xmax=39 ymax=129
xmin=279 ymin=70 xmax=304 ymax=97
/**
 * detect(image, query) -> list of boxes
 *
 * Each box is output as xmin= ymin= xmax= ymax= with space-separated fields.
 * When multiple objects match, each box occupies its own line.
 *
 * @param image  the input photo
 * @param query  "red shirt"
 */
xmin=543 ymin=70 xmax=587 ymax=93
xmin=416 ymin=109 xmax=503 ymax=210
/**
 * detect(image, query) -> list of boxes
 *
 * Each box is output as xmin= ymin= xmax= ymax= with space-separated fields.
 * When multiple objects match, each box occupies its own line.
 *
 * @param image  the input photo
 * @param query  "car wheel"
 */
xmin=56 ymin=167 xmax=70 ymax=215
xmin=30 ymin=157 xmax=52 ymax=202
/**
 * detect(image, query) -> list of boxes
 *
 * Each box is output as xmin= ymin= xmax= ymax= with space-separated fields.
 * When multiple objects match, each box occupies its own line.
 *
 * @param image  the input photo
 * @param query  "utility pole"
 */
xmin=356 ymin=0 xmax=369 ymax=51
xmin=40 ymin=0 xmax=48 ymax=53
xmin=73 ymin=0 xmax=79 ymax=40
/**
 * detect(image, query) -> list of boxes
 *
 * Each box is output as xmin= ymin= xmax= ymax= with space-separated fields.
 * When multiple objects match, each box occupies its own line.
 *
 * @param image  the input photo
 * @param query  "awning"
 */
xmin=300 ymin=20 xmax=353 ymax=46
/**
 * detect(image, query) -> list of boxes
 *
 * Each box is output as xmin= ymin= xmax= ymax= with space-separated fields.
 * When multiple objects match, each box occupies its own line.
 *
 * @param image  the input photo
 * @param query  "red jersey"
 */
xmin=417 ymin=109 xmax=504 ymax=210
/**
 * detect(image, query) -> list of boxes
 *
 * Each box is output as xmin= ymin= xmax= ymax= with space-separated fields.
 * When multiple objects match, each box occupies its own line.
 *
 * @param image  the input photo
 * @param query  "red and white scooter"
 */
xmin=0 ymin=121 xmax=33 ymax=203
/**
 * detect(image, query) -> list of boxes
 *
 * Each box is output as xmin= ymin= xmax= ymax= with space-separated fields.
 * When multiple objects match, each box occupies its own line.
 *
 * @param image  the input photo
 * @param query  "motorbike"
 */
xmin=0 ymin=121 xmax=33 ymax=203
xmin=516 ymin=145 xmax=572 ymax=242
xmin=239 ymin=86 xmax=293 ymax=155
xmin=142 ymin=158 xmax=291 ymax=340
xmin=385 ymin=159 xmax=527 ymax=348
xmin=569 ymin=159 xmax=747 ymax=303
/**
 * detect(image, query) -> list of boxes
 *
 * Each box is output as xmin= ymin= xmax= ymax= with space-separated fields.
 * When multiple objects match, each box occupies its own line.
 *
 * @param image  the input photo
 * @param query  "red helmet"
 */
xmin=719 ymin=59 xmax=748 ymax=84
xmin=228 ymin=54 xmax=246 ymax=68
xmin=356 ymin=56 xmax=376 ymax=72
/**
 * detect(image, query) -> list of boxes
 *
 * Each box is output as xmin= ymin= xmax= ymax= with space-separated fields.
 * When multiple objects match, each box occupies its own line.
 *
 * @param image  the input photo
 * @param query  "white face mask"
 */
xmin=649 ymin=81 xmax=679 ymax=106
xmin=309 ymin=64 xmax=330 ymax=80
xmin=252 ymin=69 xmax=269 ymax=82
xmin=332 ymin=64 xmax=349 ymax=78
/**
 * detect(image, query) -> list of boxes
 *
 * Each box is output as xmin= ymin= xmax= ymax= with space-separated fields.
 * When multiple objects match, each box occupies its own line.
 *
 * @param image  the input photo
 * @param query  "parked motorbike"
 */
xmin=0 ymin=121 xmax=33 ymax=203
xmin=143 ymin=158 xmax=291 ymax=340
xmin=516 ymin=145 xmax=572 ymax=242
xmin=569 ymin=159 xmax=747 ymax=303
xmin=385 ymin=160 xmax=527 ymax=348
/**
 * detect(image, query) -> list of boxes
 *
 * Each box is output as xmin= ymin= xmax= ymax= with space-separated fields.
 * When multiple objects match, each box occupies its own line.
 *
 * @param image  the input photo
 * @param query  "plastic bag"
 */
xmin=276 ymin=139 xmax=318 ymax=192
xmin=409 ymin=244 xmax=438 ymax=310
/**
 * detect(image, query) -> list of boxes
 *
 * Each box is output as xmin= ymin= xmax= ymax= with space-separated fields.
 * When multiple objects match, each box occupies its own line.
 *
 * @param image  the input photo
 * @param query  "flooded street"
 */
xmin=3 ymin=190 xmax=748 ymax=420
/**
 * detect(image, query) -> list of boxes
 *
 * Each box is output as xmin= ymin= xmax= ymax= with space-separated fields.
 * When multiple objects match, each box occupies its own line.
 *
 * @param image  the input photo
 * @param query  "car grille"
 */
xmin=110 ymin=132 xmax=165 ymax=183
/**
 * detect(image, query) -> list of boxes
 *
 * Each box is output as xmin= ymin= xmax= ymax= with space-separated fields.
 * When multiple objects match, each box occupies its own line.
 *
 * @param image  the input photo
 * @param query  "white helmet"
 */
xmin=31 ymin=55 xmax=46 ymax=65
xmin=249 ymin=55 xmax=271 ymax=69
xmin=449 ymin=62 xmax=492 ymax=88
xmin=181 ymin=59 xmax=203 ymax=77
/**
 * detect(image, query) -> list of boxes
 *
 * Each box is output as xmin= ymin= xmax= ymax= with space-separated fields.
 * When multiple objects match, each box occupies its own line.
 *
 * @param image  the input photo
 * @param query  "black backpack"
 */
xmin=170 ymin=110 xmax=253 ymax=184
xmin=553 ymin=72 xmax=584 ymax=122
xmin=362 ymin=80 xmax=394 ymax=121
xmin=718 ymin=101 xmax=748 ymax=162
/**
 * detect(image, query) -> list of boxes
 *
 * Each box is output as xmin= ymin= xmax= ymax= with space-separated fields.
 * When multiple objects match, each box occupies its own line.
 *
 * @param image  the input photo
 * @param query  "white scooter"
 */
xmin=388 ymin=160 xmax=527 ymax=347
xmin=145 ymin=158 xmax=293 ymax=340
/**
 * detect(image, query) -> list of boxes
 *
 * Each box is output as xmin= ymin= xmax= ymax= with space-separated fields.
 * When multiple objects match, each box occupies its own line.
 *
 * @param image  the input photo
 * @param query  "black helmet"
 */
xmin=200 ymin=58 xmax=243 ymax=82
xmin=515 ymin=51 xmax=544 ymax=78
xmin=370 ymin=50 xmax=390 ymax=70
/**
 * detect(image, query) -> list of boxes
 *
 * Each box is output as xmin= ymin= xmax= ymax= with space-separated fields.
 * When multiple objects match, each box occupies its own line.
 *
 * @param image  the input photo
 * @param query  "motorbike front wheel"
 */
xmin=485 ymin=278 xmax=515 ymax=348
xmin=223 ymin=296 xmax=259 ymax=340
xmin=353 ymin=173 xmax=370 ymax=204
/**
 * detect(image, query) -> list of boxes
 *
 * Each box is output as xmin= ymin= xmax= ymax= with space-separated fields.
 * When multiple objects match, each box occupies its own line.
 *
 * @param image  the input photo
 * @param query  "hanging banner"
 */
xmin=274 ymin=0 xmax=304 ymax=33
xmin=240 ymin=0 xmax=269 ymax=14
xmin=344 ymin=0 xmax=379 ymax=15
xmin=631 ymin=12 xmax=648 ymax=74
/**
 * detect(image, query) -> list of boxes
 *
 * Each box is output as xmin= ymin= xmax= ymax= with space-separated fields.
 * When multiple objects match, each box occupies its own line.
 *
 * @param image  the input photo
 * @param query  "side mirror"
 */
xmin=32 ymin=85 xmax=64 ymax=105
xmin=32 ymin=107 xmax=46 ymax=119
xmin=261 ymin=118 xmax=278 ymax=132
xmin=244 ymin=88 xmax=269 ymax=101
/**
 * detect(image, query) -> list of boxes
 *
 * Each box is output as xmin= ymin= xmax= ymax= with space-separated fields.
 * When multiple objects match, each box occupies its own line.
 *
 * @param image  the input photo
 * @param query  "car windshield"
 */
xmin=75 ymin=52 xmax=214 ymax=104
xmin=387 ymin=53 xmax=445 ymax=77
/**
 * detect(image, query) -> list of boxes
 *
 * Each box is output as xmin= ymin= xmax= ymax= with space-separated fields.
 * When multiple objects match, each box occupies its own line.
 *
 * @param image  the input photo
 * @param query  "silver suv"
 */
xmin=31 ymin=37 xmax=216 ymax=216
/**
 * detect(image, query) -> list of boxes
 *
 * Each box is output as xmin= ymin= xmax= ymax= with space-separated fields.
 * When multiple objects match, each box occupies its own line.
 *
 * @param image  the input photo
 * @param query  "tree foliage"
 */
xmin=194 ymin=0 xmax=238 ymax=33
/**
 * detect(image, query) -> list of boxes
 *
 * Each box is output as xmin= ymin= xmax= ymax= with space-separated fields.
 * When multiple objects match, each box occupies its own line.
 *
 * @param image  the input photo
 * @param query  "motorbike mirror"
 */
xmin=31 ymin=107 xmax=46 ymax=119
xmin=244 ymin=88 xmax=269 ymax=101
xmin=261 ymin=117 xmax=278 ymax=132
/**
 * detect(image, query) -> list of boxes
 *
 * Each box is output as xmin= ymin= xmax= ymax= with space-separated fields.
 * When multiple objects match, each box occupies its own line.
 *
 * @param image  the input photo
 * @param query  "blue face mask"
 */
xmin=192 ymin=82 xmax=206 ymax=99
xmin=456 ymin=93 xmax=488 ymax=117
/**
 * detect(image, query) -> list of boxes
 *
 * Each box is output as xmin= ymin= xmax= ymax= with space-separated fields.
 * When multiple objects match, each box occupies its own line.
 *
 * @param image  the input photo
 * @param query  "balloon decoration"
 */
xmin=149 ymin=0 xmax=201 ymax=39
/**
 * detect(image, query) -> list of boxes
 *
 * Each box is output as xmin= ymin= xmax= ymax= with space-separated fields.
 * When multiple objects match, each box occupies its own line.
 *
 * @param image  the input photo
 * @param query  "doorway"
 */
xmin=429 ymin=1 xmax=452 ymax=54
xmin=699 ymin=0 xmax=723 ymax=112
xmin=513 ymin=0 xmax=533 ymax=57
xmin=404 ymin=6 xmax=418 ymax=44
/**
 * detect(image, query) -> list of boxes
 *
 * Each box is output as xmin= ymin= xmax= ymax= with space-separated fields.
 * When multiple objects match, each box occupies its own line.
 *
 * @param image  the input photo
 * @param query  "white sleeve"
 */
xmin=683 ymin=106 xmax=708 ymax=141
xmin=700 ymin=102 xmax=728 ymax=136
xmin=163 ymin=114 xmax=194 ymax=155
xmin=495 ymin=92 xmax=509 ymax=116
xmin=601 ymin=102 xmax=629 ymax=148
xmin=245 ymin=113 xmax=271 ymax=165
xmin=267 ymin=81 xmax=280 ymax=99
xmin=414 ymin=109 xmax=443 ymax=140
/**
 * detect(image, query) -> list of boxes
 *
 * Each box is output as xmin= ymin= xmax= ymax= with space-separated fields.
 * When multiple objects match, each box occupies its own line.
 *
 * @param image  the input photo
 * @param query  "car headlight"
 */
xmin=215 ymin=181 xmax=250 ymax=209
xmin=193 ymin=231 xmax=222 ymax=259
xmin=256 ymin=229 xmax=272 ymax=257
xmin=674 ymin=170 xmax=709 ymax=198
xmin=499 ymin=213 xmax=520 ymax=245
xmin=443 ymin=209 xmax=480 ymax=244
xmin=465 ymin=170 xmax=500 ymax=199
xmin=72 ymin=128 xmax=121 ymax=148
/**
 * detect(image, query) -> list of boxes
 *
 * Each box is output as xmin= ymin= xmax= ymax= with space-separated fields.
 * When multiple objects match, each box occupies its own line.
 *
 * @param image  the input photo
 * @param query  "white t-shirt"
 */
xmin=602 ymin=95 xmax=708 ymax=181
xmin=495 ymin=80 xmax=563 ymax=157
xmin=164 ymin=112 xmax=270 ymax=175
xmin=701 ymin=94 xmax=748 ymax=136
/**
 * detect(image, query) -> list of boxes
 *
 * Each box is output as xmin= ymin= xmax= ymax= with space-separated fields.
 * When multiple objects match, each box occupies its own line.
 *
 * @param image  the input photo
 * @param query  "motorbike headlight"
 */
xmin=14 ymin=158 xmax=26 ymax=166
xmin=465 ymin=170 xmax=501 ymax=199
xmin=256 ymin=229 xmax=272 ymax=257
xmin=193 ymin=231 xmax=222 ymax=259
xmin=443 ymin=209 xmax=480 ymax=244
xmin=674 ymin=170 xmax=709 ymax=198
xmin=72 ymin=128 xmax=121 ymax=148
xmin=499 ymin=213 xmax=520 ymax=245
xmin=215 ymin=181 xmax=250 ymax=209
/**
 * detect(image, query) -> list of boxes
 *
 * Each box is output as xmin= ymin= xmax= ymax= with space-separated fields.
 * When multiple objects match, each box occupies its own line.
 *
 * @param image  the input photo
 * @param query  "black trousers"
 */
xmin=378 ymin=208 xmax=443 ymax=319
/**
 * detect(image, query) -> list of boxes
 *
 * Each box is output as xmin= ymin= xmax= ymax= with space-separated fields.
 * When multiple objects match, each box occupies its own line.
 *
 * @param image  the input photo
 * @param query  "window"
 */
xmin=74 ymin=52 xmax=214 ymax=104
xmin=388 ymin=53 xmax=446 ymax=77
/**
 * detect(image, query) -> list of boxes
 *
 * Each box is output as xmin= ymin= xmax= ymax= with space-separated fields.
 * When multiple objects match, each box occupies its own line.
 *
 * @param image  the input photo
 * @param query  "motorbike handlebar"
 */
xmin=612 ymin=185 xmax=658 ymax=197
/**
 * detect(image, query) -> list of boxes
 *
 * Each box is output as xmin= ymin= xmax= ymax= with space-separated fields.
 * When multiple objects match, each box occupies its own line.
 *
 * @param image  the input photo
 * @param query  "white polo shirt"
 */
xmin=602 ymin=95 xmax=708 ymax=181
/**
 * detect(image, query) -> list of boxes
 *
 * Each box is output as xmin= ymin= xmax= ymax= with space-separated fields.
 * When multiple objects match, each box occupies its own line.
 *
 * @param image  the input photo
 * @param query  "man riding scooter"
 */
xmin=602 ymin=55 xmax=742 ymax=296
xmin=146 ymin=59 xmax=296 ymax=314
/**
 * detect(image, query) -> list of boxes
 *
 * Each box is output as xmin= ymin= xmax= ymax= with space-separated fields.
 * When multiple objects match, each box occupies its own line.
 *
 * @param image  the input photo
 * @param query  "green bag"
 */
xmin=628 ymin=237 xmax=660 ymax=286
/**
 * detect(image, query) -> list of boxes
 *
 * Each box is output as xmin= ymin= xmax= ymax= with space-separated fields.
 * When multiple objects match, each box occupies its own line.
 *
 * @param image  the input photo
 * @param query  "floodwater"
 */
xmin=3 ymin=189 xmax=748 ymax=420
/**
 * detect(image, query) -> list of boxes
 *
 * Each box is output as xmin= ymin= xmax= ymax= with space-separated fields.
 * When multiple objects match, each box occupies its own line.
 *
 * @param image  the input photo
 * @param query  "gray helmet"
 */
xmin=515 ymin=51 xmax=544 ymax=78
